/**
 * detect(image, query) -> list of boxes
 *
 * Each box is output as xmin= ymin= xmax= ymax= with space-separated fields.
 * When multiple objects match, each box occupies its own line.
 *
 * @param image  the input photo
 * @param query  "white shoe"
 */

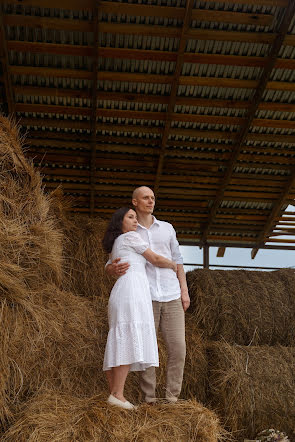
xmin=107 ymin=394 xmax=136 ymax=410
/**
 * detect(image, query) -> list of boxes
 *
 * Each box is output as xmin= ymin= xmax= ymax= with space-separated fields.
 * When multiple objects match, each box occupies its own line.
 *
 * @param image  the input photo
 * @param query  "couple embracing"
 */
xmin=102 ymin=186 xmax=190 ymax=409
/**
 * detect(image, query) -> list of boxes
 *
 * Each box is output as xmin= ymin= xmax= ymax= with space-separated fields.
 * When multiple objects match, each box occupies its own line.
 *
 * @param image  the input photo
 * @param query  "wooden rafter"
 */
xmin=11 ymin=87 xmax=295 ymax=112
xmin=4 ymin=14 xmax=295 ymax=46
xmin=8 ymin=65 xmax=295 ymax=92
xmin=201 ymin=0 xmax=295 ymax=243
xmin=7 ymin=41 xmax=295 ymax=70
xmin=89 ymin=4 xmax=99 ymax=217
xmin=0 ymin=6 xmax=14 ymax=114
xmin=251 ymin=165 xmax=295 ymax=258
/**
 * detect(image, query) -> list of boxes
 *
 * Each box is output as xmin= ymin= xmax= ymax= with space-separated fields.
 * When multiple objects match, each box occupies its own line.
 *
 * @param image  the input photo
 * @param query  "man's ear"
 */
xmin=132 ymin=198 xmax=137 ymax=207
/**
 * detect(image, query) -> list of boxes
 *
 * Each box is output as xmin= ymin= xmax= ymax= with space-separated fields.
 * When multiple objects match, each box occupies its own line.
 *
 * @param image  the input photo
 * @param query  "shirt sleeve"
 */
xmin=169 ymin=224 xmax=183 ymax=265
xmin=123 ymin=231 xmax=149 ymax=255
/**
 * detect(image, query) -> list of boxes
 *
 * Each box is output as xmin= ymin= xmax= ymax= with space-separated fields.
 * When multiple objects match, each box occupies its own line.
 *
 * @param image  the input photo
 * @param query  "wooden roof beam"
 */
xmin=201 ymin=0 xmax=295 ymax=244
xmin=14 ymin=103 xmax=295 ymax=130
xmin=251 ymin=165 xmax=295 ymax=259
xmin=8 ymin=41 xmax=295 ymax=70
xmin=89 ymin=3 xmax=100 ymax=217
xmin=0 ymin=7 xmax=15 ymax=114
xmin=13 ymin=86 xmax=295 ymax=113
xmin=6 ymin=0 xmax=284 ymax=12
xmin=4 ymin=14 xmax=295 ymax=46
xmin=9 ymin=66 xmax=295 ymax=91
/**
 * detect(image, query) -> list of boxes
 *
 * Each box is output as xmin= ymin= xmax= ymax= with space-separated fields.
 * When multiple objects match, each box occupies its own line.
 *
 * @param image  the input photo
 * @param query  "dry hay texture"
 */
xmin=207 ymin=342 xmax=295 ymax=441
xmin=186 ymin=268 xmax=295 ymax=346
xmin=1 ymin=390 xmax=224 ymax=442
xmin=0 ymin=118 xmax=104 ymax=431
xmin=0 ymin=117 xmax=222 ymax=441
xmin=49 ymin=188 xmax=113 ymax=301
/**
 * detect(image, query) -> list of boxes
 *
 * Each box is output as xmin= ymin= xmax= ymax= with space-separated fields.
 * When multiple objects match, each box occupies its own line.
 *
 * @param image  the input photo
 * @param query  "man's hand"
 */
xmin=181 ymin=289 xmax=190 ymax=312
xmin=106 ymin=258 xmax=130 ymax=277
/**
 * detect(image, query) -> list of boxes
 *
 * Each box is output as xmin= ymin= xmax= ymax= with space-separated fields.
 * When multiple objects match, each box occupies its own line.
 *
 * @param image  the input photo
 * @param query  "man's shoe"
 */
xmin=107 ymin=394 xmax=136 ymax=410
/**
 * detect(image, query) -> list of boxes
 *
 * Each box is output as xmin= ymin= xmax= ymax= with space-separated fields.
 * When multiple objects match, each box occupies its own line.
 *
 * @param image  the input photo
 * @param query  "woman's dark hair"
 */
xmin=102 ymin=207 xmax=133 ymax=253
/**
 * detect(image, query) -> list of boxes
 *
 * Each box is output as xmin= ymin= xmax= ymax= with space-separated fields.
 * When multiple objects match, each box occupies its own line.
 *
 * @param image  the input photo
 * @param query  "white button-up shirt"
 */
xmin=136 ymin=217 xmax=183 ymax=302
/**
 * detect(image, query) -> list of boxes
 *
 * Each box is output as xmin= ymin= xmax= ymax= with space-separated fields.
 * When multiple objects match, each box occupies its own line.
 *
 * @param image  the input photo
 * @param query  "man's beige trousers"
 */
xmin=140 ymin=297 xmax=186 ymax=403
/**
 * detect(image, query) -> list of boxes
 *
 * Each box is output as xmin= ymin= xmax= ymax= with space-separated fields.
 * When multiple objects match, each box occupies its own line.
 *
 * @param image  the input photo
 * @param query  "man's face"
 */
xmin=132 ymin=187 xmax=155 ymax=215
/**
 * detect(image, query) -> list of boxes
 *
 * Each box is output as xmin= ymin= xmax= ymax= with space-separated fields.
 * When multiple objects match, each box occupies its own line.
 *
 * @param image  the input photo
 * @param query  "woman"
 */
xmin=102 ymin=207 xmax=177 ymax=410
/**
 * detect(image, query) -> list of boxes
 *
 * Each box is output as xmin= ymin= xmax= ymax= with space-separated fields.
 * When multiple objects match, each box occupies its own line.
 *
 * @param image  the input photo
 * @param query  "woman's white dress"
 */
xmin=103 ymin=231 xmax=159 ymax=372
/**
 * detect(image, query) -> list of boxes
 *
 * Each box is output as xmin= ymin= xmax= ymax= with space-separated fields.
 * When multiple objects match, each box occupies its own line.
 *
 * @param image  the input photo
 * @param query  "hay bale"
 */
xmin=0 ymin=285 xmax=110 ymax=428
xmin=207 ymin=342 xmax=295 ymax=441
xmin=186 ymin=269 xmax=295 ymax=346
xmin=50 ymin=188 xmax=113 ymax=301
xmin=0 ymin=117 xmax=63 ymax=288
xmin=1 ymin=390 xmax=225 ymax=442
xmin=0 ymin=118 xmax=108 ymax=427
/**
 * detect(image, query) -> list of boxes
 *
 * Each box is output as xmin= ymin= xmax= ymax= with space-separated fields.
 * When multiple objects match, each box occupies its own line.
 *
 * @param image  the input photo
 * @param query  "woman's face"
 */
xmin=122 ymin=209 xmax=138 ymax=233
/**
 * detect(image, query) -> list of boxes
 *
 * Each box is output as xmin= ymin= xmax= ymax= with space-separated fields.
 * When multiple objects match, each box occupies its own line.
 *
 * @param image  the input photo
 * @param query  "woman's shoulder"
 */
xmin=122 ymin=231 xmax=141 ymax=241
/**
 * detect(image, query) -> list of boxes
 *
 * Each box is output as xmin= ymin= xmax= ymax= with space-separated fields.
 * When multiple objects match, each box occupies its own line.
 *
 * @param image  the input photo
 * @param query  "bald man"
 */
xmin=106 ymin=186 xmax=190 ymax=403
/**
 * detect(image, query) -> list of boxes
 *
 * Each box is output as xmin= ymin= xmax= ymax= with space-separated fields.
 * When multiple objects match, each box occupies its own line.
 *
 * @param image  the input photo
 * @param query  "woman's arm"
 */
xmin=143 ymin=248 xmax=177 ymax=272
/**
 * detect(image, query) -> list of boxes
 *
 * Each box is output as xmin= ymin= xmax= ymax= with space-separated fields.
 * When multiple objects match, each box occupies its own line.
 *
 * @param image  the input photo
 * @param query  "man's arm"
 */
xmin=177 ymin=264 xmax=190 ymax=312
xmin=106 ymin=258 xmax=130 ymax=277
xmin=169 ymin=225 xmax=190 ymax=312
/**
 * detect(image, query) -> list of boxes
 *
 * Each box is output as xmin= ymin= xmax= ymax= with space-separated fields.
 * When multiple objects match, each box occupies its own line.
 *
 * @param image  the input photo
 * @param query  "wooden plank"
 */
xmin=201 ymin=0 xmax=287 ymax=6
xmin=7 ymin=41 xmax=94 ymax=57
xmin=7 ymin=0 xmax=94 ymax=9
xmin=0 ymin=10 xmax=15 ymax=114
xmin=3 ymin=14 xmax=94 ymax=32
xmin=7 ymin=14 xmax=294 ymax=46
xmin=9 ymin=42 xmax=295 ymax=70
xmin=9 ymin=65 xmax=295 ymax=91
xmin=89 ymin=2 xmax=99 ymax=217
xmin=20 ymin=117 xmax=295 ymax=144
xmin=14 ymin=103 xmax=295 ymax=130
xmin=10 ymin=65 xmax=93 ymax=80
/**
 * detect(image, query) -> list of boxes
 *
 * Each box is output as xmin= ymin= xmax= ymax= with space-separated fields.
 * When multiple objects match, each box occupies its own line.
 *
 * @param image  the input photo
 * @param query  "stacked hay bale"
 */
xmin=0 ymin=117 xmax=224 ymax=441
xmin=0 ymin=117 xmax=107 ymax=431
xmin=186 ymin=268 xmax=295 ymax=440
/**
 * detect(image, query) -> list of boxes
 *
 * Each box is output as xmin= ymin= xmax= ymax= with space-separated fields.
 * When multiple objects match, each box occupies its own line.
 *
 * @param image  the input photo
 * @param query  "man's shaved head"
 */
xmin=132 ymin=186 xmax=154 ymax=200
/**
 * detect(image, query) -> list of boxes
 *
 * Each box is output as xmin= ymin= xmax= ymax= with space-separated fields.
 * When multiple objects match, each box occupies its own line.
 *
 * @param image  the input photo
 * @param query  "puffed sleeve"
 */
xmin=122 ymin=231 xmax=149 ymax=254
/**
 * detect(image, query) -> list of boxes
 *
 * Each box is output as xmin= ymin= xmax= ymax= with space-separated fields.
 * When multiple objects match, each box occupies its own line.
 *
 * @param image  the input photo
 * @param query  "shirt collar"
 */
xmin=137 ymin=216 xmax=160 ymax=230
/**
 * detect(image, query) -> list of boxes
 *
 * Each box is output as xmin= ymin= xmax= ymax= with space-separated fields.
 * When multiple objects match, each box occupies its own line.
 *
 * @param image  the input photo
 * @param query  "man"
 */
xmin=106 ymin=186 xmax=190 ymax=403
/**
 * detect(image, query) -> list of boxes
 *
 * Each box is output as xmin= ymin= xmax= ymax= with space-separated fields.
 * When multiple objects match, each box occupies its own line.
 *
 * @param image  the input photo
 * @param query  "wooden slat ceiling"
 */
xmin=1 ymin=0 xmax=295 ymax=251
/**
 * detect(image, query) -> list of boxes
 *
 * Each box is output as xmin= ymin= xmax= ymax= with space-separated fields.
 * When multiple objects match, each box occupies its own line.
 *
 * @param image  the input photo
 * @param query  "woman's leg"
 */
xmin=106 ymin=369 xmax=114 ymax=393
xmin=110 ymin=364 xmax=130 ymax=402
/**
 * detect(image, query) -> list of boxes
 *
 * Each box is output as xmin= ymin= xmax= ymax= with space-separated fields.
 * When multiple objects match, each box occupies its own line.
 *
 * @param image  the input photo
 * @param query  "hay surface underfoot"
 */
xmin=1 ymin=390 xmax=225 ymax=442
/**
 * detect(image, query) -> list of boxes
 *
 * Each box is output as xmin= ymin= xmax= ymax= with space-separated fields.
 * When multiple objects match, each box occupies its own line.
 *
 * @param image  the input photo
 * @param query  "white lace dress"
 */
xmin=103 ymin=231 xmax=159 ymax=372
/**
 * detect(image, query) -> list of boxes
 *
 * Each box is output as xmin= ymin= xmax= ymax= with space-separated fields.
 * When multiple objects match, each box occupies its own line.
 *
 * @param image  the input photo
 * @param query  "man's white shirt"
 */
xmin=136 ymin=217 xmax=183 ymax=302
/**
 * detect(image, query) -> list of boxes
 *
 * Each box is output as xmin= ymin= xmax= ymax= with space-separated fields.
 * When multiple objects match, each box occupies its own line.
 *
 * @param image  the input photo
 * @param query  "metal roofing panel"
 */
xmin=186 ymin=38 xmax=270 ymax=57
xmin=177 ymin=84 xmax=254 ymax=100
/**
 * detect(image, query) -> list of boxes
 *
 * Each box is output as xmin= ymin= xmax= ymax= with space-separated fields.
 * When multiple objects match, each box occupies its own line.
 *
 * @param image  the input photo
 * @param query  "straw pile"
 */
xmin=207 ymin=342 xmax=295 ymax=441
xmin=0 ymin=118 xmax=105 ymax=429
xmin=1 ymin=390 xmax=225 ymax=442
xmin=50 ymin=189 xmax=113 ymax=301
xmin=0 ymin=117 xmax=223 ymax=441
xmin=186 ymin=268 xmax=295 ymax=345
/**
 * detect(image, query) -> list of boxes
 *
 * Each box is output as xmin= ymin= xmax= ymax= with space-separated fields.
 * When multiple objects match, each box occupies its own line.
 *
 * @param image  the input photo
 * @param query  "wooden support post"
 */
xmin=203 ymin=244 xmax=209 ymax=269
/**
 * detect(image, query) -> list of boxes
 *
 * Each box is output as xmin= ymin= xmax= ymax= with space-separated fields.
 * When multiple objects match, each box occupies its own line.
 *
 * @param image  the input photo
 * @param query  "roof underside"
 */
xmin=0 ymin=0 xmax=295 ymax=250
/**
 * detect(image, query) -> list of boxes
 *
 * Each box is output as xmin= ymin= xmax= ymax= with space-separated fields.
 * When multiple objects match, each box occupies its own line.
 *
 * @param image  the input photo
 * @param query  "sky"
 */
xmin=181 ymin=205 xmax=295 ymax=272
